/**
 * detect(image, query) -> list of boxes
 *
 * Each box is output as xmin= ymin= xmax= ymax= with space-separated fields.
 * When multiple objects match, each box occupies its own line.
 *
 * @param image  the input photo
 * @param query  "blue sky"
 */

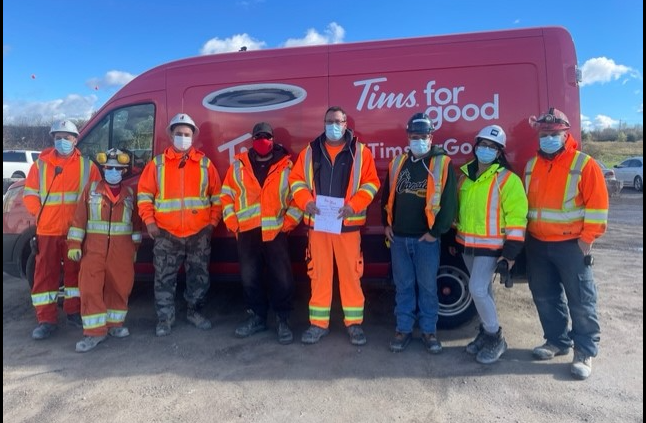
xmin=3 ymin=0 xmax=643 ymax=130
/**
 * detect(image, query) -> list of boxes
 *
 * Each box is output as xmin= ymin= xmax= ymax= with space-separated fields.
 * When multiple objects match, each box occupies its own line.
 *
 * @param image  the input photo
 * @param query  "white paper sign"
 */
xmin=313 ymin=195 xmax=344 ymax=234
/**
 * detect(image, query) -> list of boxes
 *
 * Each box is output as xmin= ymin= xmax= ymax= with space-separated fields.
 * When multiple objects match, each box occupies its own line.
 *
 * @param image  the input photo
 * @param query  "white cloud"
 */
xmin=594 ymin=114 xmax=619 ymax=129
xmin=3 ymin=45 xmax=10 ymax=56
xmin=86 ymin=70 xmax=136 ymax=90
xmin=580 ymin=57 xmax=638 ymax=86
xmin=513 ymin=19 xmax=520 ymax=24
xmin=3 ymin=94 xmax=98 ymax=124
xmin=283 ymin=22 xmax=345 ymax=47
xmin=200 ymin=34 xmax=266 ymax=54
xmin=638 ymin=103 xmax=643 ymax=114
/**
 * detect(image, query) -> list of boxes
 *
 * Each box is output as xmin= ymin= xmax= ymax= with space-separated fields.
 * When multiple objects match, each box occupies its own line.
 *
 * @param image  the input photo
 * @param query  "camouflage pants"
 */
xmin=153 ymin=225 xmax=212 ymax=321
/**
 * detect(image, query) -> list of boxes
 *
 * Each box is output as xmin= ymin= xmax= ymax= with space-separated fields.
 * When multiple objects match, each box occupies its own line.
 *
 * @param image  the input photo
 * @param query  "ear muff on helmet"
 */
xmin=96 ymin=152 xmax=108 ymax=164
xmin=117 ymin=152 xmax=130 ymax=164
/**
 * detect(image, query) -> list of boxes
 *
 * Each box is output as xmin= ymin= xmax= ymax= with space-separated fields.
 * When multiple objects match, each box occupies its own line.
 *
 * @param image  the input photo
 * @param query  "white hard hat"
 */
xmin=166 ymin=113 xmax=199 ymax=137
xmin=50 ymin=120 xmax=79 ymax=136
xmin=475 ymin=124 xmax=506 ymax=148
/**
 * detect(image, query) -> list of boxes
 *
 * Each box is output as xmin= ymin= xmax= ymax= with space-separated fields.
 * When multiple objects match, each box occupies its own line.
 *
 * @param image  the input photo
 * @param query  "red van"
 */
xmin=3 ymin=26 xmax=581 ymax=327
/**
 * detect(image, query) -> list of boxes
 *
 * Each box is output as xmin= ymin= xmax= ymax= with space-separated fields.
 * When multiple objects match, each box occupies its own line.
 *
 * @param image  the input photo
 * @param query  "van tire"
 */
xmin=11 ymin=171 xmax=25 ymax=179
xmin=437 ymin=264 xmax=477 ymax=329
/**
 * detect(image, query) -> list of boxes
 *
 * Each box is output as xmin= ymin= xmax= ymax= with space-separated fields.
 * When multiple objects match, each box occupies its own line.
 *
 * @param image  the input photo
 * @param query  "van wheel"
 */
xmin=11 ymin=171 xmax=25 ymax=179
xmin=634 ymin=176 xmax=643 ymax=192
xmin=437 ymin=265 xmax=477 ymax=329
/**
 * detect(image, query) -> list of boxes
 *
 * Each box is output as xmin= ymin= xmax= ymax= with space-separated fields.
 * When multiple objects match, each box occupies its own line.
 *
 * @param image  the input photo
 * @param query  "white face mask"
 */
xmin=325 ymin=124 xmax=344 ymax=142
xmin=104 ymin=168 xmax=123 ymax=185
xmin=408 ymin=138 xmax=431 ymax=157
xmin=173 ymin=135 xmax=192 ymax=151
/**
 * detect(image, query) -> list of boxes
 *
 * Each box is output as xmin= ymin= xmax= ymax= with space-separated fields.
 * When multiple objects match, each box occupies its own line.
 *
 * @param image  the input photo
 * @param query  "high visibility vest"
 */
xmin=220 ymin=153 xmax=303 ymax=241
xmin=384 ymin=153 xmax=450 ymax=229
xmin=68 ymin=181 xmax=142 ymax=246
xmin=524 ymin=145 xmax=608 ymax=242
xmin=456 ymin=162 xmax=527 ymax=250
xmin=23 ymin=148 xmax=100 ymax=236
xmin=137 ymin=147 xmax=222 ymax=237
xmin=291 ymin=142 xmax=379 ymax=227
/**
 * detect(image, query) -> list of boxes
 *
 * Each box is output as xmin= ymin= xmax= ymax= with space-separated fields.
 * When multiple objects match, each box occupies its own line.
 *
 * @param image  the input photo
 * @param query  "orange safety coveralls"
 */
xmin=289 ymin=135 xmax=380 ymax=328
xmin=23 ymin=147 xmax=101 ymax=323
xmin=68 ymin=181 xmax=143 ymax=336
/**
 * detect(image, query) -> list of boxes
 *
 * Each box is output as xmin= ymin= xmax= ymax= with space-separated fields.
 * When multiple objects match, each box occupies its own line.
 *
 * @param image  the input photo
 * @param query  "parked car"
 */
xmin=3 ymin=150 xmax=40 ymax=179
xmin=613 ymin=156 xmax=643 ymax=191
xmin=597 ymin=160 xmax=622 ymax=197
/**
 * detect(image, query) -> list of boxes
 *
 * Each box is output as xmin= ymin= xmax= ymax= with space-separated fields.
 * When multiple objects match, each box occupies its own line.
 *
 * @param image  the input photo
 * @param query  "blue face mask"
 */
xmin=475 ymin=146 xmax=498 ymax=164
xmin=54 ymin=138 xmax=75 ymax=155
xmin=104 ymin=168 xmax=123 ymax=185
xmin=539 ymin=135 xmax=564 ymax=154
xmin=325 ymin=124 xmax=344 ymax=142
xmin=409 ymin=138 xmax=431 ymax=157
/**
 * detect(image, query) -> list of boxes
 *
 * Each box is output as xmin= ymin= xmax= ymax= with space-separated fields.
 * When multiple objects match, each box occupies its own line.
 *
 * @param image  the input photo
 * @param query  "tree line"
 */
xmin=582 ymin=124 xmax=643 ymax=143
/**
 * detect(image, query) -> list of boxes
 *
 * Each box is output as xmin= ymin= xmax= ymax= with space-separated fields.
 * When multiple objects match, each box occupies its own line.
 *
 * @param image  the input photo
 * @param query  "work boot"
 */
xmin=32 ymin=323 xmax=57 ymax=340
xmin=389 ymin=331 xmax=412 ymax=353
xmin=475 ymin=327 xmax=508 ymax=364
xmin=67 ymin=313 xmax=83 ymax=328
xmin=301 ymin=325 xmax=329 ymax=344
xmin=571 ymin=350 xmax=593 ymax=380
xmin=421 ymin=333 xmax=443 ymax=354
xmin=234 ymin=310 xmax=267 ymax=338
xmin=465 ymin=324 xmax=487 ymax=355
xmin=187 ymin=305 xmax=212 ymax=330
xmin=276 ymin=317 xmax=293 ymax=345
xmin=75 ymin=335 xmax=107 ymax=353
xmin=155 ymin=315 xmax=175 ymax=337
xmin=108 ymin=327 xmax=130 ymax=338
xmin=532 ymin=342 xmax=571 ymax=360
xmin=347 ymin=324 xmax=367 ymax=346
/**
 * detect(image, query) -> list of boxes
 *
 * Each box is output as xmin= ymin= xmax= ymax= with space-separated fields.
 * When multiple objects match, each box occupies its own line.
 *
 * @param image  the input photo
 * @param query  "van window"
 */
xmin=4 ymin=151 xmax=27 ymax=162
xmin=79 ymin=103 xmax=155 ymax=177
xmin=30 ymin=152 xmax=40 ymax=161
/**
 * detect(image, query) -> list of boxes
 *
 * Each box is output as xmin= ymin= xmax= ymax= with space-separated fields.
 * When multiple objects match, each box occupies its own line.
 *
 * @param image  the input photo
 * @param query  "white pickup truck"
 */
xmin=3 ymin=150 xmax=40 ymax=179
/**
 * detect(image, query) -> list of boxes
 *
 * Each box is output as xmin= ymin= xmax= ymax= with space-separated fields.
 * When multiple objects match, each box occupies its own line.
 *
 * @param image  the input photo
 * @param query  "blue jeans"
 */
xmin=390 ymin=235 xmax=440 ymax=334
xmin=526 ymin=235 xmax=600 ymax=357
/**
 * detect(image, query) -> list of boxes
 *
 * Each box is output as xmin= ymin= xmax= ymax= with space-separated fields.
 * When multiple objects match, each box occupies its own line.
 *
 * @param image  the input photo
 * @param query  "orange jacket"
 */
xmin=137 ymin=146 xmax=222 ymax=238
xmin=68 ymin=180 xmax=143 ymax=255
xmin=23 ymin=147 xmax=101 ymax=236
xmin=220 ymin=151 xmax=303 ymax=241
xmin=523 ymin=134 xmax=608 ymax=244
xmin=289 ymin=137 xmax=380 ymax=228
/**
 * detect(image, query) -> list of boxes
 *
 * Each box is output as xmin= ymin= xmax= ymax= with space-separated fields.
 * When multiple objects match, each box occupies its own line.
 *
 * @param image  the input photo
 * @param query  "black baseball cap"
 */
xmin=252 ymin=122 xmax=273 ymax=137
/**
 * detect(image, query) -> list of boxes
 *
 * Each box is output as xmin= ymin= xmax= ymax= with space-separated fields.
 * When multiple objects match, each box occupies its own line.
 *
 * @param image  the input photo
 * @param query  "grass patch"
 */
xmin=582 ymin=141 xmax=643 ymax=166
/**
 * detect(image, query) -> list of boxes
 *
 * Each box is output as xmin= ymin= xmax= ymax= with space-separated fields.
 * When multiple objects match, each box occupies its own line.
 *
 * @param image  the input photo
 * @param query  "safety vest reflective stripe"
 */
xmin=37 ymin=157 xmax=90 ymax=205
xmin=291 ymin=147 xmax=314 ymax=196
xmin=137 ymin=192 xmax=154 ymax=203
xmin=309 ymin=306 xmax=331 ymax=321
xmin=584 ymin=209 xmax=609 ymax=223
xmin=151 ymin=156 xmax=210 ymax=213
xmin=86 ymin=221 xmax=134 ymax=234
xmin=483 ymin=169 xmax=511 ymax=237
xmin=107 ymin=309 xmax=127 ymax=323
xmin=505 ymin=227 xmax=526 ymax=241
xmin=261 ymin=216 xmax=283 ymax=231
xmin=23 ymin=187 xmax=39 ymax=197
xmin=236 ymin=204 xmax=262 ymax=224
xmin=564 ymin=152 xmax=588 ymax=210
xmin=132 ymin=232 xmax=142 ymax=243
xmin=428 ymin=156 xmax=447 ymax=217
xmin=527 ymin=208 xmax=585 ymax=222
xmin=82 ymin=313 xmax=107 ymax=329
xmin=68 ymin=227 xmax=86 ymax=242
xmin=285 ymin=206 xmax=302 ymax=222
xmin=65 ymin=287 xmax=80 ymax=298
xmin=456 ymin=232 xmax=504 ymax=248
xmin=31 ymin=291 xmax=58 ymax=306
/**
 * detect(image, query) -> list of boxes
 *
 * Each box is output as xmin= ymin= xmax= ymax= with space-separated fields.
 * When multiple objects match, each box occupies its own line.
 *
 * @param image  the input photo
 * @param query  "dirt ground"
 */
xmin=3 ymin=190 xmax=643 ymax=423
